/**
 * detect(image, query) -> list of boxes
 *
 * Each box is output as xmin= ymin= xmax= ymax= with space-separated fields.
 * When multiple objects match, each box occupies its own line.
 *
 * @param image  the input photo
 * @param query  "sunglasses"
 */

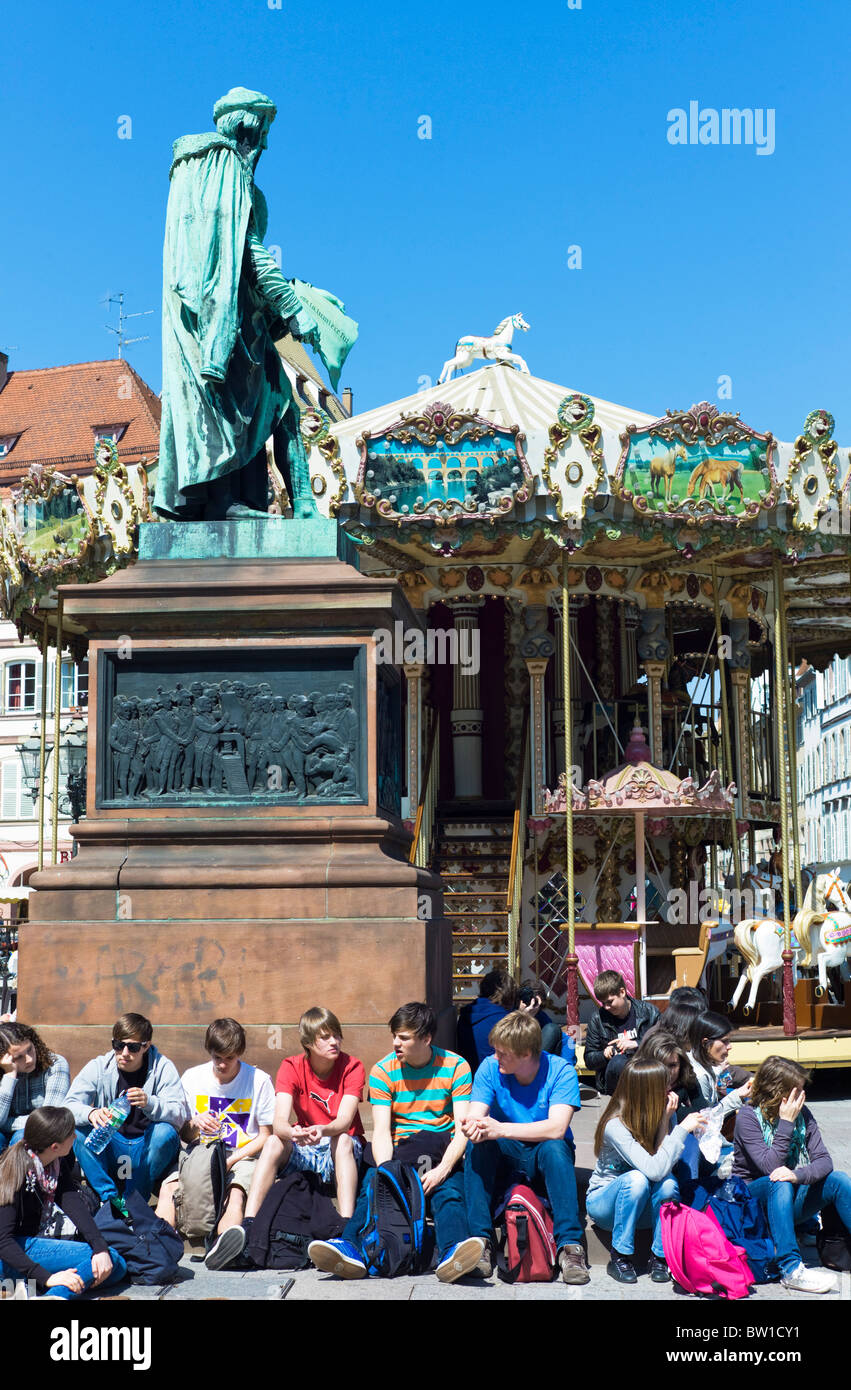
xmin=111 ymin=1039 xmax=144 ymax=1054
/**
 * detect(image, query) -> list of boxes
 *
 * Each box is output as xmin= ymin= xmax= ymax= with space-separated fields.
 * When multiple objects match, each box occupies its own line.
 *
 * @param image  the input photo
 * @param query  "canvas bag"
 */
xmin=708 ymin=1177 xmax=779 ymax=1283
xmin=660 ymin=1200 xmax=754 ymax=1299
xmin=173 ymin=1139 xmax=228 ymax=1240
xmin=94 ymin=1188 xmax=184 ymax=1285
xmin=353 ymin=1161 xmax=428 ymax=1277
xmin=495 ymin=1183 xmax=556 ymax=1283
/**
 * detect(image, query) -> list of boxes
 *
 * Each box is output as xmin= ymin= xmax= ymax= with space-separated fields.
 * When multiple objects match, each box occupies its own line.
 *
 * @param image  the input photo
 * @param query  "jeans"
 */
xmin=0 ymin=1238 xmax=126 ymax=1298
xmin=747 ymin=1169 xmax=851 ymax=1276
xmin=0 ymin=1131 xmax=23 ymax=1153
xmin=343 ymin=1136 xmax=472 ymax=1264
xmin=585 ymin=1171 xmax=680 ymax=1258
xmin=602 ymin=1053 xmax=631 ymax=1095
xmin=465 ymin=1137 xmax=583 ymax=1249
xmin=73 ymin=1121 xmax=180 ymax=1202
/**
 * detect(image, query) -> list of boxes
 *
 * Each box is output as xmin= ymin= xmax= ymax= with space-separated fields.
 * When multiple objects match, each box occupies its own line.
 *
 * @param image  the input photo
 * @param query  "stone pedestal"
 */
xmin=22 ymin=522 xmax=450 ymax=1076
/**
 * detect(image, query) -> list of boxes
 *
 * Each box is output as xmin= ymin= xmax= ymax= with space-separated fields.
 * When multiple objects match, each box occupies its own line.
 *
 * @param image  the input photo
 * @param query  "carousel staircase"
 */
xmin=431 ymin=804 xmax=514 ymax=1001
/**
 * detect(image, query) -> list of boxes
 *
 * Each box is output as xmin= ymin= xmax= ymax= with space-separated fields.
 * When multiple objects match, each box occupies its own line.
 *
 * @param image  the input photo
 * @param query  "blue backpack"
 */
xmin=94 ymin=1188 xmax=185 ymax=1285
xmin=708 ymin=1177 xmax=779 ymax=1284
xmin=353 ymin=1161 xmax=428 ymax=1277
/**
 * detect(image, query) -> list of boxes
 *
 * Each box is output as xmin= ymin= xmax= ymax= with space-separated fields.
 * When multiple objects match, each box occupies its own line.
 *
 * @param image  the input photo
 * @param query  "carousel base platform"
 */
xmin=726 ymin=1025 xmax=851 ymax=1072
xmin=576 ymin=1024 xmax=851 ymax=1074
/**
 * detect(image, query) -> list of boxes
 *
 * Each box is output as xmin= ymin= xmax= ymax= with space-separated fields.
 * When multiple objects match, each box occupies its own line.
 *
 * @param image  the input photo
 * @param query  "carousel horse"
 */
xmin=730 ymin=868 xmax=851 ymax=1011
xmin=794 ymin=867 xmax=851 ymax=997
xmin=437 ymin=313 xmax=531 ymax=383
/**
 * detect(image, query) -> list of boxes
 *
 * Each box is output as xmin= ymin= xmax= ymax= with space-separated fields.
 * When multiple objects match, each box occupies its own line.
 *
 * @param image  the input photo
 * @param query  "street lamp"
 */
xmin=58 ymin=718 xmax=87 ymax=823
xmin=16 ymin=729 xmax=45 ymax=802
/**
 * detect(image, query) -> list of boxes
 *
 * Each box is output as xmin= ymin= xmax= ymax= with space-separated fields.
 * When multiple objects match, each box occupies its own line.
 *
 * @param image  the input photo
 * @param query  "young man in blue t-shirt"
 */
xmin=462 ymin=1010 xmax=589 ymax=1284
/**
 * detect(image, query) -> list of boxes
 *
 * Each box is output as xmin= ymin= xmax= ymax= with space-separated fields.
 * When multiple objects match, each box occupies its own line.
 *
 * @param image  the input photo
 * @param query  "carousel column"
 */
xmin=521 ymin=608 xmax=555 ymax=816
xmin=403 ymin=662 xmax=426 ymax=817
xmin=637 ymin=604 xmax=670 ymax=765
xmin=448 ymin=599 xmax=484 ymax=799
xmin=551 ymin=599 xmax=582 ymax=780
xmin=728 ymin=629 xmax=752 ymax=817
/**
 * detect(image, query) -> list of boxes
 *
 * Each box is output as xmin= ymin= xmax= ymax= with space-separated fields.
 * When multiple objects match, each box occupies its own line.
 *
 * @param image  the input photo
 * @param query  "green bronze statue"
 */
xmin=156 ymin=88 xmax=338 ymax=521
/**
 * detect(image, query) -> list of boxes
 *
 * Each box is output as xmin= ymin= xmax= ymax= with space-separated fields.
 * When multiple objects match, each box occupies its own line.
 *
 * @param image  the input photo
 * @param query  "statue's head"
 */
xmin=213 ymin=87 xmax=276 ymax=168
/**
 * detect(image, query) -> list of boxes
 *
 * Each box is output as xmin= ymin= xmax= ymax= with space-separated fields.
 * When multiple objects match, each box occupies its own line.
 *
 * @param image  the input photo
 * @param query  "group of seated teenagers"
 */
xmin=0 ymin=974 xmax=850 ymax=1297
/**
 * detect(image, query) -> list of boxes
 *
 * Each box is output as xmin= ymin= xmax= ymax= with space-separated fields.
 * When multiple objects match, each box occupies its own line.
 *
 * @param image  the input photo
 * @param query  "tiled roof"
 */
xmin=0 ymin=359 xmax=161 ymax=482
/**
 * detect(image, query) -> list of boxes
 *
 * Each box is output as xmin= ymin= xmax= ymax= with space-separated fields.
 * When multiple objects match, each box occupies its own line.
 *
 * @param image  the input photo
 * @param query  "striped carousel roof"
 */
xmin=330 ymin=362 xmax=656 ymax=443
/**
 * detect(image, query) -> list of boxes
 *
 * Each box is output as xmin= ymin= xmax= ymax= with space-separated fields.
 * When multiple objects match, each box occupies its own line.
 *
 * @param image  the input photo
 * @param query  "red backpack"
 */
xmin=496 ymin=1183 xmax=557 ymax=1283
xmin=660 ymin=1200 xmax=754 ymax=1299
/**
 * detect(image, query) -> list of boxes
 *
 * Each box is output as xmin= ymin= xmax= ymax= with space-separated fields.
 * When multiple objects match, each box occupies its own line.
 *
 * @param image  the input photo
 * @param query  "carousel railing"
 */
xmin=409 ymin=710 xmax=440 ymax=868
xmin=507 ymin=713 xmax=530 ymax=977
xmin=664 ymin=698 xmax=723 ymax=781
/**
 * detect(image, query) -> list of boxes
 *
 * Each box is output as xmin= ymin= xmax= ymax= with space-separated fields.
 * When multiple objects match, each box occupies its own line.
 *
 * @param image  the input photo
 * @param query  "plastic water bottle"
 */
xmin=85 ymin=1094 xmax=131 ymax=1154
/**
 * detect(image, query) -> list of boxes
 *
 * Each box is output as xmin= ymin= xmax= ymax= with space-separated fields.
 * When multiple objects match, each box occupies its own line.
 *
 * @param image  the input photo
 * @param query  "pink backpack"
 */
xmin=660 ymin=1201 xmax=754 ymax=1299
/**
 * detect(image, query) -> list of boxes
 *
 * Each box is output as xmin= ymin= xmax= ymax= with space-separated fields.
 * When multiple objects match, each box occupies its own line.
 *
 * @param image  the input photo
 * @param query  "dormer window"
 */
xmin=0 ymin=435 xmax=20 ymax=459
xmin=93 ymin=425 xmax=128 ymax=445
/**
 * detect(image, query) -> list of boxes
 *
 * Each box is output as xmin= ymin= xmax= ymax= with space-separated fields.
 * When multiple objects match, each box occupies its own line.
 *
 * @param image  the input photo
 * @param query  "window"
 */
xmin=61 ymin=658 xmax=88 ymax=711
xmin=46 ymin=657 xmax=89 ymax=710
xmin=0 ymin=761 xmax=35 ymax=820
xmin=93 ymin=425 xmax=127 ymax=445
xmin=0 ymin=435 xmax=19 ymax=459
xmin=5 ymin=661 xmax=38 ymax=713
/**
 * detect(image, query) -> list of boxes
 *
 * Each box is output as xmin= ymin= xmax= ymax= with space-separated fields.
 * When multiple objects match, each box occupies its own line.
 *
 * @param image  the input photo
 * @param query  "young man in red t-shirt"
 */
xmin=238 ymin=1007 xmax=365 ymax=1236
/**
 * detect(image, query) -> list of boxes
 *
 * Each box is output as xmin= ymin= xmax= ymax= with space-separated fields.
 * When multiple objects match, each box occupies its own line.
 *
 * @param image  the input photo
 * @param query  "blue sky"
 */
xmin=3 ymin=0 xmax=850 ymax=441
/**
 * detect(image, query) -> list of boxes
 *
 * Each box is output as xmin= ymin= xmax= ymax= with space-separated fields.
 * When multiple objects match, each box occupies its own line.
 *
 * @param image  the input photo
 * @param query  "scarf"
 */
xmin=755 ymin=1106 xmax=809 ymax=1167
xmin=24 ymin=1149 xmax=59 ymax=1197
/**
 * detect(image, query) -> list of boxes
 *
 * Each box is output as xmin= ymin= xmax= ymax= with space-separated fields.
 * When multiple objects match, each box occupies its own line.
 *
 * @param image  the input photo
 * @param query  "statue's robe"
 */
xmin=156 ymin=131 xmax=316 ymax=517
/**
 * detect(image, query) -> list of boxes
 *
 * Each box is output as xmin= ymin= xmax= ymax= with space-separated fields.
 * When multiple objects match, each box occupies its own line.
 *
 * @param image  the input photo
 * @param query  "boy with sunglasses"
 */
xmin=66 ymin=1012 xmax=189 ymax=1213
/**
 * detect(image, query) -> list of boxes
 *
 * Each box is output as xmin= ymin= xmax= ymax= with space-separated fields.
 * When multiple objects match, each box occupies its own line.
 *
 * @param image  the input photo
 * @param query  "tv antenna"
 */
xmin=104 ymin=293 xmax=154 ymax=359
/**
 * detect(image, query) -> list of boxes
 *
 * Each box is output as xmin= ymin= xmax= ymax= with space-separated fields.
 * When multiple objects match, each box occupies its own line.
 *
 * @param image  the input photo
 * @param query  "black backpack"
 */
xmin=352 ymin=1161 xmax=428 ymax=1278
xmin=94 ymin=1188 xmax=185 ymax=1285
xmin=246 ymin=1168 xmax=344 ymax=1271
xmin=817 ymin=1203 xmax=851 ymax=1272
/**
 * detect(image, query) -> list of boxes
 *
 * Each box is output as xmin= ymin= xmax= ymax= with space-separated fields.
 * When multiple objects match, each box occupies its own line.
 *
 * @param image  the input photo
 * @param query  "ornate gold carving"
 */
xmin=517 ymin=567 xmax=555 ymax=605
xmin=316 ymin=430 xmax=347 ymax=515
xmin=542 ymin=394 xmax=605 ymax=523
xmin=485 ymin=566 xmax=513 ymax=589
xmin=635 ymin=569 xmax=684 ymax=605
xmin=438 ymin=568 xmax=465 ymax=592
xmin=603 ymin=569 xmax=628 ymax=591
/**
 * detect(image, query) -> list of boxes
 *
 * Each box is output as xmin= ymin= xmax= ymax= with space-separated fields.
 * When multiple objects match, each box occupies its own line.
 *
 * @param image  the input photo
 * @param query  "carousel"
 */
xmin=2 ymin=316 xmax=851 ymax=1068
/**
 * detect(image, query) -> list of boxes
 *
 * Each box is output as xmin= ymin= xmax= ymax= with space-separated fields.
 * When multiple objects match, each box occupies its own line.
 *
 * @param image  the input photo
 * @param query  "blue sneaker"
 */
xmin=308 ymin=1238 xmax=367 ymax=1279
xmin=435 ymin=1237 xmax=485 ymax=1283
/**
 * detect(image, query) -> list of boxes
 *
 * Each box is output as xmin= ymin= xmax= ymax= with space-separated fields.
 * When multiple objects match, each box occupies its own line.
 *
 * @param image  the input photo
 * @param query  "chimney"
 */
xmin=341 ymin=387 xmax=353 ymax=417
xmin=0 ymin=352 xmax=8 ymax=392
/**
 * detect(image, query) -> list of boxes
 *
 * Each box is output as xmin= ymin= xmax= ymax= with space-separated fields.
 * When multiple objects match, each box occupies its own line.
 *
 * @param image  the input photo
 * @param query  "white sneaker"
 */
xmin=780 ymin=1262 xmax=836 ymax=1294
xmin=435 ymin=1237 xmax=485 ymax=1283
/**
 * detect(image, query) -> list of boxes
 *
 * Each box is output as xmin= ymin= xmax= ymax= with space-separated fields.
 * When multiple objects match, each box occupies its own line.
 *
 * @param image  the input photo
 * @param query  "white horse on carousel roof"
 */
xmin=438 ymin=313 xmax=531 ymax=384
xmin=730 ymin=866 xmax=851 ymax=1012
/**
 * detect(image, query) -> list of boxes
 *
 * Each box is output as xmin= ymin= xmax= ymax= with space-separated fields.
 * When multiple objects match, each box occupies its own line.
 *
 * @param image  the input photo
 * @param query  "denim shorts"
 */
xmin=286 ymin=1136 xmax=363 ymax=1183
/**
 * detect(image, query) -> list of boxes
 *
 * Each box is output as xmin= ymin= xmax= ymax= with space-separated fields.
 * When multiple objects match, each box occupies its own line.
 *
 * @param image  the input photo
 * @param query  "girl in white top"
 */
xmin=685 ymin=1011 xmax=751 ymax=1118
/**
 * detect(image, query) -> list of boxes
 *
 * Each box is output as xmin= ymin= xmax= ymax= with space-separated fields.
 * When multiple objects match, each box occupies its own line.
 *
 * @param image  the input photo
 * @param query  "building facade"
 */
xmin=798 ymin=655 xmax=851 ymax=874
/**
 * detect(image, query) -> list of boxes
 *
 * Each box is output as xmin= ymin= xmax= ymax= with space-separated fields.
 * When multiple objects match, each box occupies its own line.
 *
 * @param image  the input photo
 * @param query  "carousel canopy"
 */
xmin=544 ymin=723 xmax=736 ymax=817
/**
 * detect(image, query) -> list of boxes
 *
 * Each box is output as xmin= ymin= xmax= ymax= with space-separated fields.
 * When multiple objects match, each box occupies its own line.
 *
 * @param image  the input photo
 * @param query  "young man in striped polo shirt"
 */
xmin=309 ymin=1001 xmax=484 ymax=1282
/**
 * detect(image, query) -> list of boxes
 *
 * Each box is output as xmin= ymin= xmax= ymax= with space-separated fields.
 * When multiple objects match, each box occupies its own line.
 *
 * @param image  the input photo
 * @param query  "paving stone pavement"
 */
xmin=95 ymin=1071 xmax=851 ymax=1304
